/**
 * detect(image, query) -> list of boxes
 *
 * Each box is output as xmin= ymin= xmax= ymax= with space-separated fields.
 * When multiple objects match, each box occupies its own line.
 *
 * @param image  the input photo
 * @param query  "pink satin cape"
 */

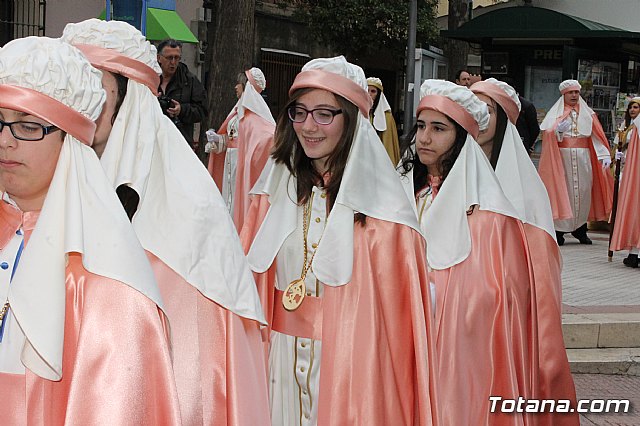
xmin=207 ymin=110 xmax=274 ymax=231
xmin=538 ymin=108 xmax=613 ymax=221
xmin=430 ymin=209 xmax=538 ymax=426
xmin=610 ymin=127 xmax=640 ymax=251
xmin=0 ymin=204 xmax=181 ymax=425
xmin=207 ymin=110 xmax=236 ymax=191
xmin=524 ymin=225 xmax=579 ymax=426
xmin=232 ymin=111 xmax=274 ymax=232
xmin=147 ymin=252 xmax=270 ymax=426
xmin=240 ymin=194 xmax=439 ymax=426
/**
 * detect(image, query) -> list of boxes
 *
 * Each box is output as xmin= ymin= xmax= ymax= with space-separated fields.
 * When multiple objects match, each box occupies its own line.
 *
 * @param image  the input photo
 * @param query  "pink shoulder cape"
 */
xmin=240 ymin=194 xmax=439 ymax=426
xmin=207 ymin=109 xmax=237 ymax=191
xmin=610 ymin=127 xmax=640 ymax=251
xmin=207 ymin=111 xmax=275 ymax=232
xmin=0 ymin=257 xmax=181 ymax=425
xmin=524 ymin=224 xmax=579 ymax=426
xmin=0 ymin=201 xmax=181 ymax=424
xmin=430 ymin=210 xmax=577 ymax=425
xmin=232 ymin=111 xmax=275 ymax=232
xmin=147 ymin=252 xmax=270 ymax=426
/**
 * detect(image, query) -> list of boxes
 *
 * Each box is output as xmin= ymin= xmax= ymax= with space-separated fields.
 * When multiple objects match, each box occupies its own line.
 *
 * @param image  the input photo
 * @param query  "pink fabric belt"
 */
xmin=558 ymin=137 xmax=589 ymax=149
xmin=227 ymin=138 xmax=238 ymax=149
xmin=273 ymin=289 xmax=323 ymax=340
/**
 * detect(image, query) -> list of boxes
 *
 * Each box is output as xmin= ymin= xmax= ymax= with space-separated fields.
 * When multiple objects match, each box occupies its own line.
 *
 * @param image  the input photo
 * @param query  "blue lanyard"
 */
xmin=0 ymin=235 xmax=25 ymax=342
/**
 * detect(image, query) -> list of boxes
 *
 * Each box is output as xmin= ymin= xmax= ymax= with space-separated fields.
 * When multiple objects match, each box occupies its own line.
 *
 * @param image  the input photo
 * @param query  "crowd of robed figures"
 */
xmin=1 ymin=16 xmax=638 ymax=426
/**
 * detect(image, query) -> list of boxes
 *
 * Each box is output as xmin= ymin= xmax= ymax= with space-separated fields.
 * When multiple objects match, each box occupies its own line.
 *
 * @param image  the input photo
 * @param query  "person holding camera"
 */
xmin=157 ymin=39 xmax=207 ymax=148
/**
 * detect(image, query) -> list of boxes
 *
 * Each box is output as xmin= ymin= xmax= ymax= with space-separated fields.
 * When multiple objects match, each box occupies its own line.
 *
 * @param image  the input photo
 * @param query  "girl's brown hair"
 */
xmin=271 ymin=87 xmax=362 ymax=222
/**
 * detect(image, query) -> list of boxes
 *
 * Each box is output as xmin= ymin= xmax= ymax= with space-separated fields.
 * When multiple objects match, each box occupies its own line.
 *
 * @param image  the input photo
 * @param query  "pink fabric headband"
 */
xmin=245 ymin=69 xmax=263 ymax=94
xmin=560 ymin=84 xmax=581 ymax=95
xmin=0 ymin=84 xmax=96 ymax=145
xmin=290 ymin=69 xmax=372 ymax=118
xmin=75 ymin=44 xmax=160 ymax=95
xmin=471 ymin=81 xmax=519 ymax=125
xmin=417 ymin=94 xmax=480 ymax=139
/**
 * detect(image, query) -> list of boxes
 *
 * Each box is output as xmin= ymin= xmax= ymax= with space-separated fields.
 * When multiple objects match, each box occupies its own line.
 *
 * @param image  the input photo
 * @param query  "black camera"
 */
xmin=158 ymin=94 xmax=180 ymax=125
xmin=158 ymin=94 xmax=173 ymax=114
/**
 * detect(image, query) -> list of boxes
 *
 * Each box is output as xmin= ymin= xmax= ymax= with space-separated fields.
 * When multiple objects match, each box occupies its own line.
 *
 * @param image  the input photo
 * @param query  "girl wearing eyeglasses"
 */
xmin=241 ymin=56 xmax=438 ymax=426
xmin=0 ymin=37 xmax=180 ymax=423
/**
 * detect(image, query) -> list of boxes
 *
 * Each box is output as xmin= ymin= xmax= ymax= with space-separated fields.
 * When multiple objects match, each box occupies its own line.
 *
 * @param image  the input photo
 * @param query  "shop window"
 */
xmin=482 ymin=52 xmax=509 ymax=75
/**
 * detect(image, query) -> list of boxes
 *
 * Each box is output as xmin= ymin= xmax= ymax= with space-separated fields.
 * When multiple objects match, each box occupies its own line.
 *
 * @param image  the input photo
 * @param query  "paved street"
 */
xmin=562 ymin=231 xmax=640 ymax=311
xmin=559 ymin=230 xmax=640 ymax=425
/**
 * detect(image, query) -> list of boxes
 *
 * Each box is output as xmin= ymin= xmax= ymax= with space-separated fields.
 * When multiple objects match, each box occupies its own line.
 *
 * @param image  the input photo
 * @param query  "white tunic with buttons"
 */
xmin=269 ymin=186 xmax=326 ymax=426
xmin=555 ymin=109 xmax=610 ymax=232
xmin=221 ymin=113 xmax=240 ymax=214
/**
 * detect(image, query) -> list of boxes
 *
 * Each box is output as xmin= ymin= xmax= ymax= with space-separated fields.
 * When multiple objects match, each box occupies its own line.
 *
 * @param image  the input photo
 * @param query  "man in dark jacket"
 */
xmin=517 ymin=95 xmax=541 ymax=152
xmin=157 ymin=39 xmax=207 ymax=148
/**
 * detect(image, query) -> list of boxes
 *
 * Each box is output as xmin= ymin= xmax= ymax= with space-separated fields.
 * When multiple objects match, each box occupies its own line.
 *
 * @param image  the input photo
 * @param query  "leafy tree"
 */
xmin=290 ymin=0 xmax=439 ymax=60
xmin=444 ymin=0 xmax=471 ymax=81
xmin=205 ymin=0 xmax=255 ymax=144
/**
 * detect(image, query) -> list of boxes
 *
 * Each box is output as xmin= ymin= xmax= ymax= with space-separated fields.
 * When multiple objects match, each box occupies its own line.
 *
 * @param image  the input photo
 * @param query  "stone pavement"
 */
xmin=559 ymin=230 xmax=640 ymax=425
xmin=575 ymin=373 xmax=640 ymax=425
xmin=561 ymin=231 xmax=640 ymax=311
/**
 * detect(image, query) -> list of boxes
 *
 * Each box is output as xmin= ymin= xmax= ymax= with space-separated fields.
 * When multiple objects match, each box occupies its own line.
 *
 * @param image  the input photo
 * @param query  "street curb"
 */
xmin=568 ymin=348 xmax=640 ymax=376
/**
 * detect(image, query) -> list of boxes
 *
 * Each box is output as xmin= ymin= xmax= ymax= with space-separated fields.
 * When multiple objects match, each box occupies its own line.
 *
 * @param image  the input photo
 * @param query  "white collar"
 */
xmin=372 ymin=92 xmax=391 ymax=131
xmin=9 ymin=138 xmax=162 ymax=380
xmin=494 ymin=122 xmax=556 ymax=240
xmin=422 ymin=137 xmax=520 ymax=270
xmin=238 ymin=82 xmax=275 ymax=125
xmin=100 ymin=80 xmax=266 ymax=324
xmin=248 ymin=115 xmax=420 ymax=285
xmin=540 ymin=96 xmax=593 ymax=135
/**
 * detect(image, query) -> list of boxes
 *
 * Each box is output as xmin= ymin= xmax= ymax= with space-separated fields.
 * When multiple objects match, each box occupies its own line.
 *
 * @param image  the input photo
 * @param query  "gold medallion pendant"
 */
xmin=283 ymin=278 xmax=306 ymax=311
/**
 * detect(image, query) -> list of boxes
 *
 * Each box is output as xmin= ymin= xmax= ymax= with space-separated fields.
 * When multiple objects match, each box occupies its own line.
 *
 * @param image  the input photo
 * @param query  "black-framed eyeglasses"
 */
xmin=160 ymin=54 xmax=182 ymax=62
xmin=0 ymin=118 xmax=60 ymax=141
xmin=287 ymin=106 xmax=343 ymax=125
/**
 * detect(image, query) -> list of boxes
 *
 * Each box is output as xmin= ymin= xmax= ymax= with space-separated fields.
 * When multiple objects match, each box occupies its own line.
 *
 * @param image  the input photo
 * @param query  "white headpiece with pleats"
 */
xmin=62 ymin=19 xmax=266 ymax=325
xmin=0 ymin=36 xmax=163 ymax=380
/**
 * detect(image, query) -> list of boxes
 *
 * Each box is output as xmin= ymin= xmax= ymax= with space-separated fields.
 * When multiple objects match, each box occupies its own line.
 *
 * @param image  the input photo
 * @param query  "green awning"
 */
xmin=98 ymin=8 xmax=198 ymax=44
xmin=441 ymin=6 xmax=640 ymax=42
xmin=145 ymin=8 xmax=198 ymax=43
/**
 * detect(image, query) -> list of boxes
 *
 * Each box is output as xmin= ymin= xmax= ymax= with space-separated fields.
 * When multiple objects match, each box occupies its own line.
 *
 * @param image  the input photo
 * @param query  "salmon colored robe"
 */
xmin=240 ymin=194 xmax=439 ymax=426
xmin=208 ymin=110 xmax=274 ymax=232
xmin=147 ymin=252 xmax=270 ymax=426
xmin=0 ymin=204 xmax=181 ymax=425
xmin=610 ymin=126 xmax=640 ymax=251
xmin=523 ymin=225 xmax=579 ymax=426
xmin=208 ymin=110 xmax=237 ymax=193
xmin=538 ymin=110 xmax=613 ymax=221
xmin=430 ymin=209 xmax=537 ymax=426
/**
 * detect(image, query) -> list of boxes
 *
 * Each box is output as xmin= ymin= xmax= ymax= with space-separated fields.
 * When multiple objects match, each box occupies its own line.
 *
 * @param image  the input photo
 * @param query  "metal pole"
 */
xmin=141 ymin=0 xmax=147 ymax=35
xmin=106 ymin=0 xmax=111 ymax=21
xmin=402 ymin=0 xmax=417 ymax=137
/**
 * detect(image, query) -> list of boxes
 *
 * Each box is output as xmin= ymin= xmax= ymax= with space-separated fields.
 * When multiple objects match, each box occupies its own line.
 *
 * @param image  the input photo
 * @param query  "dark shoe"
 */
xmin=571 ymin=224 xmax=592 ymax=245
xmin=623 ymin=254 xmax=639 ymax=268
xmin=556 ymin=232 xmax=565 ymax=246
xmin=574 ymin=235 xmax=592 ymax=245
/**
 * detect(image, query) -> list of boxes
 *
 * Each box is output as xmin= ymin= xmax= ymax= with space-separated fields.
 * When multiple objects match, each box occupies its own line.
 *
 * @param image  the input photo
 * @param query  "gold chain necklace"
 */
xmin=282 ymin=193 xmax=323 ymax=311
xmin=0 ymin=301 xmax=10 ymax=322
